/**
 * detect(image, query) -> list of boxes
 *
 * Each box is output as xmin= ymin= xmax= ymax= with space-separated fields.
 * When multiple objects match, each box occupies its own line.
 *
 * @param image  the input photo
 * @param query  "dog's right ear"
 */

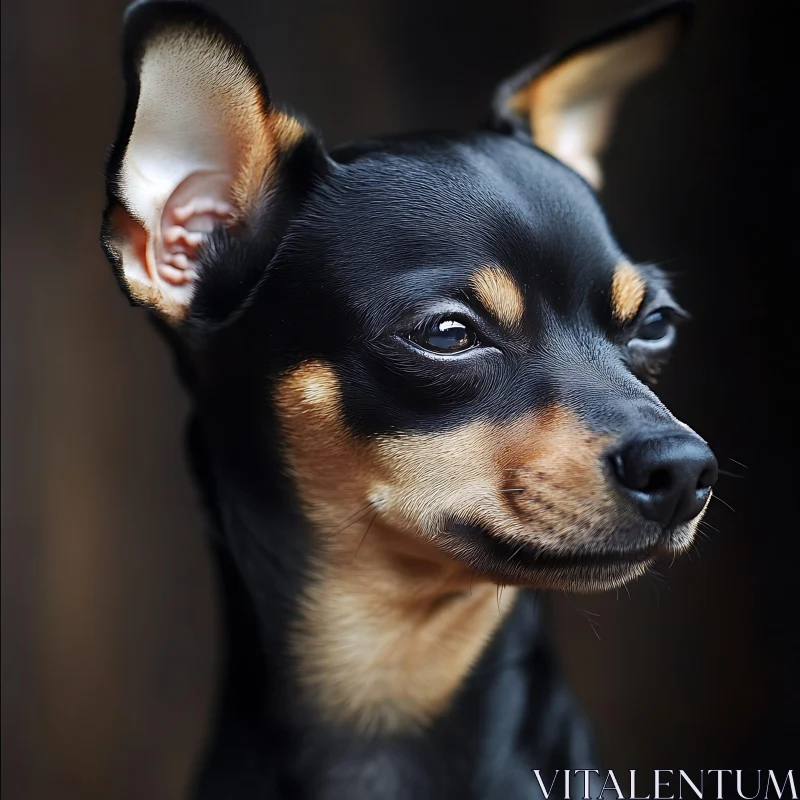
xmin=102 ymin=1 xmax=324 ymax=325
xmin=490 ymin=1 xmax=693 ymax=190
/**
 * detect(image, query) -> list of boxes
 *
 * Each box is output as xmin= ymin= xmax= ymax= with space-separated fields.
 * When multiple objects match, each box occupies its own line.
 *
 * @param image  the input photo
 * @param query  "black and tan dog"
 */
xmin=101 ymin=1 xmax=716 ymax=796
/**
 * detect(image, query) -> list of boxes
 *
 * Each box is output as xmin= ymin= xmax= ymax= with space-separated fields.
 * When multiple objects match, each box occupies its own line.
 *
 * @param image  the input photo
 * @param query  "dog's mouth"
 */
xmin=441 ymin=521 xmax=668 ymax=593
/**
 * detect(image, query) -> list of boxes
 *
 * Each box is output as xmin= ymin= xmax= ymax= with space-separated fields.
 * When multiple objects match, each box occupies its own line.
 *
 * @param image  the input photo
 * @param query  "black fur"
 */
xmin=100 ymin=2 xmax=711 ymax=797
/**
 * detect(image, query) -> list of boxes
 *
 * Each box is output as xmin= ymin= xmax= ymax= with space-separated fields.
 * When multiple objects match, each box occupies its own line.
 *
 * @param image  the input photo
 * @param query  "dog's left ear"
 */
xmin=102 ymin=0 xmax=323 ymax=325
xmin=491 ymin=1 xmax=693 ymax=189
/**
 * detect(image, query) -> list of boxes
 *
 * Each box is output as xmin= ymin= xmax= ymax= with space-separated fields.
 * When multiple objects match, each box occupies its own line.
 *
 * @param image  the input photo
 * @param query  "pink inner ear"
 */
xmin=156 ymin=171 xmax=234 ymax=287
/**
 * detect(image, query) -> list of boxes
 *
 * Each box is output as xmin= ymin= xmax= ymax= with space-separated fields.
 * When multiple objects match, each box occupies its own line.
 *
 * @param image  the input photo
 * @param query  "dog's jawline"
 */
xmin=188 ymin=409 xmax=598 ymax=796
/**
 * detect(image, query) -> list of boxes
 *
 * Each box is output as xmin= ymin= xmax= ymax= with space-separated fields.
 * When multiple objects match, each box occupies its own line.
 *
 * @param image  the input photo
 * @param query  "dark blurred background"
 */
xmin=2 ymin=0 xmax=796 ymax=797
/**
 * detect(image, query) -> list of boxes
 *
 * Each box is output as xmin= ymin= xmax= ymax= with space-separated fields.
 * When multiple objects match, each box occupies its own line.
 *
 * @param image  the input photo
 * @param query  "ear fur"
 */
xmin=101 ymin=0 xmax=316 ymax=324
xmin=491 ymin=1 xmax=694 ymax=189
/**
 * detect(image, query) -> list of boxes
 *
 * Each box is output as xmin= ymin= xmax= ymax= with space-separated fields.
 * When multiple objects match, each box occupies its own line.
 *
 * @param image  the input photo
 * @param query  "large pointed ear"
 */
xmin=491 ymin=1 xmax=693 ymax=190
xmin=101 ymin=1 xmax=321 ymax=324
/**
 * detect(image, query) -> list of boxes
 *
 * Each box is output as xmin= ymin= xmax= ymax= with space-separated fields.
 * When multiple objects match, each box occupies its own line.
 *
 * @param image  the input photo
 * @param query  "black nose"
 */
xmin=610 ymin=434 xmax=718 ymax=527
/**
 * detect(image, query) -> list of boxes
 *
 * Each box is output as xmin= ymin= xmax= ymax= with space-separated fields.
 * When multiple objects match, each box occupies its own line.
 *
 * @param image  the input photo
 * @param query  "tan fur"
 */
xmin=469 ymin=266 xmax=525 ymax=327
xmin=274 ymin=361 xmax=626 ymax=733
xmin=295 ymin=532 xmax=516 ymax=734
xmin=611 ymin=261 xmax=647 ymax=324
xmin=509 ymin=16 xmax=682 ymax=188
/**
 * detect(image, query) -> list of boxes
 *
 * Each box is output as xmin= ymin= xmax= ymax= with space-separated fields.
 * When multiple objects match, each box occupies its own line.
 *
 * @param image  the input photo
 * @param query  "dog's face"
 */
xmin=103 ymin=0 xmax=715 ymax=594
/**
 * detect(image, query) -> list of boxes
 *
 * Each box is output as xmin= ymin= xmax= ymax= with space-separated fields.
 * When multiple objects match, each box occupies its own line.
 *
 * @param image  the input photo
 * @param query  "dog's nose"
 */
xmin=610 ymin=434 xmax=718 ymax=527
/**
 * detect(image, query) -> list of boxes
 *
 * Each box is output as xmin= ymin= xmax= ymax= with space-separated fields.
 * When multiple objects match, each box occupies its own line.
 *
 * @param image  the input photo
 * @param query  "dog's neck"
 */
xmin=190 ymin=396 xmax=517 ymax=736
xmin=290 ymin=514 xmax=518 ymax=734
xmin=186 ymin=393 xmax=590 ymax=798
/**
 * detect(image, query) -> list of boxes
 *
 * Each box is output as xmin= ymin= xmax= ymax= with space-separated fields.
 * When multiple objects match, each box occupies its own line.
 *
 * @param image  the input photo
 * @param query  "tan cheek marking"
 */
xmin=498 ymin=406 xmax=619 ymax=551
xmin=273 ymin=361 xmax=377 ymax=535
xmin=277 ymin=367 xmax=623 ymax=558
xmin=611 ymin=261 xmax=647 ymax=324
xmin=274 ymin=362 xmax=517 ymax=735
xmin=371 ymin=420 xmax=507 ymax=539
xmin=376 ymin=405 xmax=618 ymax=554
xmin=275 ymin=365 xmax=625 ymax=733
xmin=469 ymin=266 xmax=525 ymax=328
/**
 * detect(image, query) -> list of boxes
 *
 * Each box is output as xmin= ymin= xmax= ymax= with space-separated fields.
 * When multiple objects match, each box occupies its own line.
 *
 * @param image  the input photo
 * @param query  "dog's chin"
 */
xmin=441 ymin=521 xmax=698 ymax=594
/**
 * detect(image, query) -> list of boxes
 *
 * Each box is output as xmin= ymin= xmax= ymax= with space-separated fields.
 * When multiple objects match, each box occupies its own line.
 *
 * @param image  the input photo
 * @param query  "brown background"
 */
xmin=2 ymin=0 xmax=796 ymax=798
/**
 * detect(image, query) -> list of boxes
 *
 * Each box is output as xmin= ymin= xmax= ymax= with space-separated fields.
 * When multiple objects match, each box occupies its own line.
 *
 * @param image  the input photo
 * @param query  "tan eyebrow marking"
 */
xmin=611 ymin=261 xmax=647 ymax=323
xmin=469 ymin=266 xmax=525 ymax=327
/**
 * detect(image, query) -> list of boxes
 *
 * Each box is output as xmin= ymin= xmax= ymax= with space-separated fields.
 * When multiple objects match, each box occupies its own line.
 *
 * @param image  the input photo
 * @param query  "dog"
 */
xmin=100 ymin=1 xmax=716 ymax=796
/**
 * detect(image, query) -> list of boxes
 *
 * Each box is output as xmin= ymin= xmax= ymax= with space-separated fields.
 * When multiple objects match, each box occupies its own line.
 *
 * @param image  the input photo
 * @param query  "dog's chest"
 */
xmin=271 ymin=594 xmax=597 ymax=800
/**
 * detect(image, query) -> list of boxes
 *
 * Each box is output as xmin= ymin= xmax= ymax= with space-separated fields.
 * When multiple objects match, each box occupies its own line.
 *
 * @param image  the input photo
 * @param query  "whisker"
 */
xmin=711 ymin=494 xmax=736 ymax=514
xmin=647 ymin=567 xmax=668 ymax=586
xmin=704 ymin=507 xmax=734 ymax=528
xmin=496 ymin=583 xmax=506 ymax=613
xmin=562 ymin=591 xmax=602 ymax=640
xmin=323 ymin=501 xmax=377 ymax=540
xmin=698 ymin=520 xmax=719 ymax=533
xmin=506 ymin=541 xmax=528 ymax=562
xmin=334 ymin=501 xmax=376 ymax=530
xmin=351 ymin=510 xmax=379 ymax=562
xmin=717 ymin=469 xmax=745 ymax=479
xmin=695 ymin=529 xmax=712 ymax=543
xmin=645 ymin=568 xmax=665 ymax=607
xmin=729 ymin=458 xmax=749 ymax=469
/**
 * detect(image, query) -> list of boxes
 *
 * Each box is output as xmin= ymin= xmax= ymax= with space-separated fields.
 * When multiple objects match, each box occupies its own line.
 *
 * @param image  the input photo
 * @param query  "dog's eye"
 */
xmin=631 ymin=309 xmax=675 ymax=345
xmin=409 ymin=318 xmax=479 ymax=354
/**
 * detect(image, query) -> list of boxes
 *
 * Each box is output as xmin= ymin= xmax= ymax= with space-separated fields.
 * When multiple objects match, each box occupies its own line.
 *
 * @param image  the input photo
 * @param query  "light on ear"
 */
xmin=494 ymin=2 xmax=692 ymax=189
xmin=103 ymin=2 xmax=304 ymax=322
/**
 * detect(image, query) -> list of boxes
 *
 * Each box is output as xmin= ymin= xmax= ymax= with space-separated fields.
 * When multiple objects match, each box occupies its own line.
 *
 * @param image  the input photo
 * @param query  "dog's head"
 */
xmin=102 ymin=0 xmax=715 ymax=594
